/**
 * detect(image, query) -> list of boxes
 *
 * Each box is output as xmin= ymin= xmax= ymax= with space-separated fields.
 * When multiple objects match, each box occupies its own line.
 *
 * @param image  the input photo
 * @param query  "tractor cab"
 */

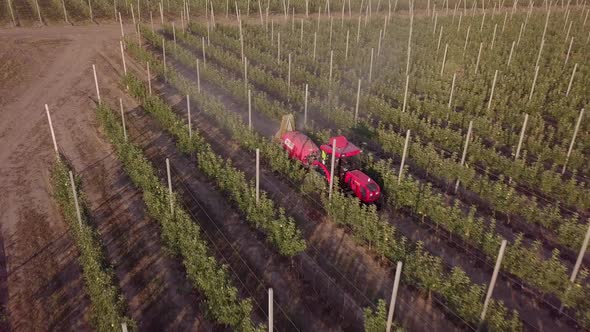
xmin=320 ymin=136 xmax=381 ymax=203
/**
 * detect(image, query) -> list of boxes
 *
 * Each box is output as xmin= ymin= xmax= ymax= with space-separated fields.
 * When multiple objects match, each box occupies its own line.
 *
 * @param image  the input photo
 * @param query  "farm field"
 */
xmin=0 ymin=0 xmax=589 ymax=331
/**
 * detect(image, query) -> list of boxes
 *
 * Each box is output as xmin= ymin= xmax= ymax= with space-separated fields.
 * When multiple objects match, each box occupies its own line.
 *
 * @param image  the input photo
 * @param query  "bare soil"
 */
xmin=0 ymin=24 xmax=212 ymax=330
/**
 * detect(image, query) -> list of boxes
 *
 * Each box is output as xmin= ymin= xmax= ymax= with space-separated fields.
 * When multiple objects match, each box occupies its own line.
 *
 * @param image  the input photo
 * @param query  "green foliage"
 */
xmin=123 ymin=72 xmax=306 ymax=257
xmin=95 ymin=103 xmax=262 ymax=331
xmin=50 ymin=159 xmax=134 ymax=331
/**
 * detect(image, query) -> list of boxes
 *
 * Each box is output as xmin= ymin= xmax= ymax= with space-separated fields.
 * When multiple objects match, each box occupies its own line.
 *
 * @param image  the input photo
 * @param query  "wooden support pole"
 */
xmin=357 ymin=16 xmax=361 ymax=43
xmin=150 ymin=11 xmax=154 ymax=32
xmin=147 ymin=61 xmax=152 ymax=95
xmin=187 ymin=95 xmax=191 ymax=138
xmin=166 ymin=158 xmax=173 ymax=214
xmin=268 ymin=288 xmax=273 ymax=332
xmin=119 ymin=41 xmax=127 ymax=75
xmin=160 ymin=2 xmax=164 ymax=23
xmin=35 ymin=0 xmax=42 ymax=24
xmin=121 ymin=322 xmax=128 ymax=332
xmin=355 ymin=79 xmax=361 ymax=124
xmin=244 ymin=57 xmax=248 ymax=94
xmin=328 ymin=138 xmax=337 ymax=200
xmin=62 ymin=0 xmax=69 ymax=23
xmin=248 ymin=89 xmax=252 ymax=130
xmin=402 ymin=75 xmax=409 ymax=112
xmin=487 ymin=70 xmax=498 ymax=111
xmin=329 ymin=51 xmax=333 ymax=87
xmin=475 ymin=42 xmax=482 ymax=74
xmin=277 ymin=32 xmax=281 ymax=63
xmin=463 ymin=25 xmax=470 ymax=57
xmin=304 ymin=84 xmax=308 ymax=127
xmin=196 ymin=59 xmax=201 ymax=93
xmin=202 ymin=37 xmax=206 ymax=67
xmin=566 ymin=63 xmax=577 ymax=96
xmin=406 ymin=16 xmax=413 ymax=75
xmin=440 ymin=43 xmax=448 ymax=77
xmin=398 ymin=130 xmax=410 ymax=183
xmin=514 ymin=113 xmax=528 ymax=160
xmin=8 ymin=0 xmax=16 ymax=26
xmin=369 ymin=48 xmax=374 ymax=83
xmin=455 ymin=120 xmax=473 ymax=191
xmin=313 ymin=32 xmax=317 ymax=60
xmin=528 ymin=65 xmax=539 ymax=102
xmin=507 ymin=41 xmax=515 ymax=66
xmin=92 ymin=64 xmax=101 ymax=104
xmin=535 ymin=38 xmax=545 ymax=69
xmin=45 ymin=105 xmax=59 ymax=157
xmin=386 ymin=262 xmax=403 ymax=332
xmin=300 ymin=19 xmax=304 ymax=46
xmin=480 ymin=240 xmax=508 ymax=322
xmin=162 ymin=38 xmax=167 ymax=77
xmin=490 ymin=24 xmax=498 ymax=49
xmin=569 ymin=220 xmax=590 ymax=283
xmin=564 ymin=37 xmax=574 ymax=66
xmin=562 ymin=108 xmax=584 ymax=174
xmin=119 ymin=98 xmax=127 ymax=142
xmin=437 ymin=25 xmax=444 ymax=52
xmin=69 ymin=171 xmax=83 ymax=228
xmin=288 ymin=54 xmax=292 ymax=93
xmin=256 ymin=149 xmax=260 ymax=203
xmin=448 ymin=73 xmax=456 ymax=109
xmin=345 ymin=30 xmax=350 ymax=60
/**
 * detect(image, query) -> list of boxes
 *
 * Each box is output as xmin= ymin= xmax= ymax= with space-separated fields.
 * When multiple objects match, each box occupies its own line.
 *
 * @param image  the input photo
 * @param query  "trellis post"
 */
xmin=507 ymin=41 xmax=515 ymax=66
xmin=564 ymin=37 xmax=574 ymax=66
xmin=45 ymin=105 xmax=59 ymax=157
xmin=402 ymin=75 xmax=409 ymax=112
xmin=514 ymin=114 xmax=528 ymax=160
xmin=62 ymin=0 xmax=69 ymax=23
xmin=480 ymin=240 xmax=508 ymax=322
xmin=166 ymin=158 xmax=173 ymax=214
xmin=386 ymin=262 xmax=403 ymax=332
xmin=248 ymin=89 xmax=252 ymax=130
xmin=355 ymin=79 xmax=361 ymax=124
xmin=487 ymin=70 xmax=498 ymax=111
xmin=147 ymin=61 xmax=152 ymax=95
xmin=475 ymin=42 xmax=482 ymax=74
xmin=119 ymin=98 xmax=127 ymax=141
xmin=304 ymin=84 xmax=309 ymax=127
xmin=8 ymin=0 xmax=16 ymax=26
xmin=440 ymin=43 xmax=449 ymax=77
xmin=288 ymin=53 xmax=292 ymax=93
xmin=196 ymin=58 xmax=201 ymax=93
xmin=369 ymin=48 xmax=374 ymax=83
xmin=345 ymin=30 xmax=350 ymax=60
xmin=69 ymin=171 xmax=83 ymax=228
xmin=187 ymin=95 xmax=192 ymax=138
xmin=256 ymin=149 xmax=260 ymax=203
xmin=462 ymin=25 xmax=470 ymax=57
xmin=448 ymin=73 xmax=456 ymax=108
xmin=328 ymin=138 xmax=337 ymax=200
xmin=566 ymin=63 xmax=577 ymax=96
xmin=120 ymin=41 xmax=127 ymax=75
xmin=455 ymin=120 xmax=473 ymax=191
xmin=562 ymin=108 xmax=584 ymax=174
xmin=569 ymin=221 xmax=590 ymax=283
xmin=528 ymin=66 xmax=539 ymax=102
xmin=398 ymin=130 xmax=410 ymax=183
xmin=92 ymin=64 xmax=101 ymax=104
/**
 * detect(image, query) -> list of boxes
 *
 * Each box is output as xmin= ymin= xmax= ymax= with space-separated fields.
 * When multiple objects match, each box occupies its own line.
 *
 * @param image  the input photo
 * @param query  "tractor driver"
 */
xmin=321 ymin=149 xmax=327 ymax=165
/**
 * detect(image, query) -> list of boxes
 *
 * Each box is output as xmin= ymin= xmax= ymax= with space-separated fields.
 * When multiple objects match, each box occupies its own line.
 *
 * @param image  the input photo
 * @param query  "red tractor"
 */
xmin=280 ymin=130 xmax=381 ymax=204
